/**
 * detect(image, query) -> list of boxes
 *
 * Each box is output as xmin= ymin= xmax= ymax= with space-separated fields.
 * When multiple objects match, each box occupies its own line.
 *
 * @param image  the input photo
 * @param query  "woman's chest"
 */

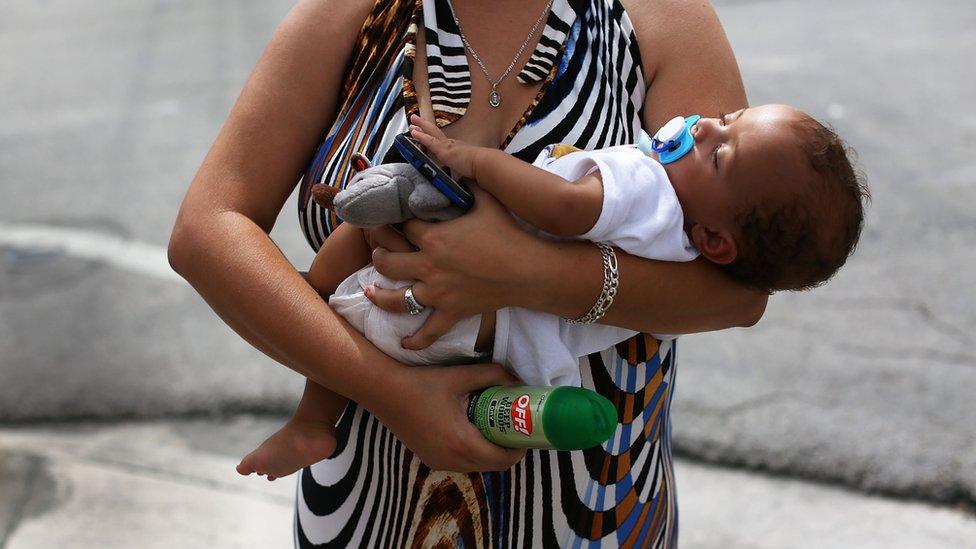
xmin=407 ymin=0 xmax=648 ymax=155
xmin=409 ymin=0 xmax=551 ymax=148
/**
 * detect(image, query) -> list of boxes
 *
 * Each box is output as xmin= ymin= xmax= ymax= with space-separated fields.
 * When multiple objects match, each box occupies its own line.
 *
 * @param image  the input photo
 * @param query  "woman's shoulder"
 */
xmin=617 ymin=0 xmax=746 ymax=128
xmin=271 ymin=0 xmax=378 ymax=68
xmin=297 ymin=0 xmax=377 ymax=30
xmin=618 ymin=0 xmax=726 ymax=41
xmin=618 ymin=0 xmax=731 ymax=84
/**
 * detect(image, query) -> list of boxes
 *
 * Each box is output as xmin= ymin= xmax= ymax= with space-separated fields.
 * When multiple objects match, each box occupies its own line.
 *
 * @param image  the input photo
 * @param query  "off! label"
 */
xmin=489 ymin=390 xmax=549 ymax=446
xmin=511 ymin=394 xmax=533 ymax=436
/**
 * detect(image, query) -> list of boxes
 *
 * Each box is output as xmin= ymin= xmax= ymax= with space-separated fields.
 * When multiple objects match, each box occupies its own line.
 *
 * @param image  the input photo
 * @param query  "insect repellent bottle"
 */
xmin=466 ymin=385 xmax=618 ymax=450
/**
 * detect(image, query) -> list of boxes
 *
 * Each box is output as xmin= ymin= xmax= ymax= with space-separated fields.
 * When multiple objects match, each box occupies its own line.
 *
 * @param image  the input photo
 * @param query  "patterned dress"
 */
xmin=295 ymin=0 xmax=679 ymax=546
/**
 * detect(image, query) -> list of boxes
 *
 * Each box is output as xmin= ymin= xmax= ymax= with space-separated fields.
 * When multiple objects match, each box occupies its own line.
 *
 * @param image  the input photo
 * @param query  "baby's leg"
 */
xmin=237 ymin=222 xmax=370 ymax=480
xmin=237 ymin=379 xmax=348 ymax=480
xmin=306 ymin=221 xmax=374 ymax=300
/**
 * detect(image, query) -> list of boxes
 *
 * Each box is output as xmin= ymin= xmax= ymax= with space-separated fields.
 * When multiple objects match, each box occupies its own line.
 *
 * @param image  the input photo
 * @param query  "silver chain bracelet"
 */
xmin=565 ymin=242 xmax=619 ymax=325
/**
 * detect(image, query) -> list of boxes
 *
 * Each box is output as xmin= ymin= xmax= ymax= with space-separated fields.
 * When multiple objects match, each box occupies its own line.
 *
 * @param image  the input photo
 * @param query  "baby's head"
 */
xmin=662 ymin=104 xmax=869 ymax=293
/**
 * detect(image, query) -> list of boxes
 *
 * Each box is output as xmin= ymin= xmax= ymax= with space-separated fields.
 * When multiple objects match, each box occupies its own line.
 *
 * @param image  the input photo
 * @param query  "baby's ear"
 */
xmin=690 ymin=224 xmax=738 ymax=265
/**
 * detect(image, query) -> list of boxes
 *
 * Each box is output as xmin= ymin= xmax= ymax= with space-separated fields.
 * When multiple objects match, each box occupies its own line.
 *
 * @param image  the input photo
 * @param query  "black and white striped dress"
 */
xmin=296 ymin=0 xmax=679 ymax=546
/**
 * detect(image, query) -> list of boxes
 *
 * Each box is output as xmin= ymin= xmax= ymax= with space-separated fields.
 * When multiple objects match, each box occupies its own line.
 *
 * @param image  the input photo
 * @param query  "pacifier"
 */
xmin=636 ymin=115 xmax=701 ymax=164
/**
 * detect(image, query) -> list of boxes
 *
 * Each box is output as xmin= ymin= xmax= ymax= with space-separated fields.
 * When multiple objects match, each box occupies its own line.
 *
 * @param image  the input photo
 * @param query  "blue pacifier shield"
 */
xmin=651 ymin=114 xmax=701 ymax=164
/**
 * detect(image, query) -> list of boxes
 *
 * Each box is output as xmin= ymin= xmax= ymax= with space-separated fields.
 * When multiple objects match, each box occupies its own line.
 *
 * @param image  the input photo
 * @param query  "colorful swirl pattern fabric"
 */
xmin=295 ymin=0 xmax=678 ymax=546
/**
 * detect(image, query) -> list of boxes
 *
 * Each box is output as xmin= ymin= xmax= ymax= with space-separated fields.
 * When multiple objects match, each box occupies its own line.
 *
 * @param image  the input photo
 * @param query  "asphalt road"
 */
xmin=1 ymin=0 xmax=974 ymax=514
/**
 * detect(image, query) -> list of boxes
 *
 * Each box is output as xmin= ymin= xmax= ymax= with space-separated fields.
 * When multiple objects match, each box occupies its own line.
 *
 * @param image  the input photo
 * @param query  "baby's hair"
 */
xmin=721 ymin=113 xmax=870 ymax=293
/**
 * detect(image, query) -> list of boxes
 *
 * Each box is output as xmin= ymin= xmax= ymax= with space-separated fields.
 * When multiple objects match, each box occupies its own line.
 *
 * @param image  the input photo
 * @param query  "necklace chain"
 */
xmin=445 ymin=0 xmax=554 ymax=107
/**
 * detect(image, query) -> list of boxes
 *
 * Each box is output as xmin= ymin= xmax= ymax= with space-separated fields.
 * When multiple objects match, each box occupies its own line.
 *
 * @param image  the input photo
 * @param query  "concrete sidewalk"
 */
xmin=2 ymin=418 xmax=974 ymax=548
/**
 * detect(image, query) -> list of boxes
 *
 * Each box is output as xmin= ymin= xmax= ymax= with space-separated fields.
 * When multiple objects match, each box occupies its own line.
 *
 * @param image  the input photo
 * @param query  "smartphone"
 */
xmin=393 ymin=132 xmax=475 ymax=209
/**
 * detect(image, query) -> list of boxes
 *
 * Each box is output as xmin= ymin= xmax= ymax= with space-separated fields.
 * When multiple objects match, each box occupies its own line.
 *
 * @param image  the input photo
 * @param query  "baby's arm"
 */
xmin=409 ymin=115 xmax=602 ymax=237
xmin=472 ymin=149 xmax=603 ymax=238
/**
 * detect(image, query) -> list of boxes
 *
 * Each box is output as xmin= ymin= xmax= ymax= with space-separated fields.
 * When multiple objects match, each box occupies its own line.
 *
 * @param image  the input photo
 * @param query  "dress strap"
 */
xmin=420 ymin=0 xmax=471 ymax=127
xmin=517 ymin=0 xmax=579 ymax=84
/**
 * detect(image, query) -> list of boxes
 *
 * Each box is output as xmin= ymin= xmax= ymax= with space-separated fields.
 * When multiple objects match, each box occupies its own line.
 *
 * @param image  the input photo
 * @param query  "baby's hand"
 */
xmin=409 ymin=114 xmax=480 ymax=180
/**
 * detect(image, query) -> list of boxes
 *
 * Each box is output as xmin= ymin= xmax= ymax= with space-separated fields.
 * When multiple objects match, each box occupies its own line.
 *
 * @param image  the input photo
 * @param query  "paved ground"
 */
xmin=2 ymin=419 xmax=974 ymax=549
xmin=1 ymin=0 xmax=975 ymax=546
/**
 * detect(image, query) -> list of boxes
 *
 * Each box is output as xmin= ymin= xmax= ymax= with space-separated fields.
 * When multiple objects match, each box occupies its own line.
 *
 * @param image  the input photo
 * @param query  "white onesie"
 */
xmin=328 ymin=145 xmax=699 ymax=387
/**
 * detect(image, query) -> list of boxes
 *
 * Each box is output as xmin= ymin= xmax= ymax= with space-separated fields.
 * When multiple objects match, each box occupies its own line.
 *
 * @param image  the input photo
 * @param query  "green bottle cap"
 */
xmin=543 ymin=387 xmax=618 ymax=451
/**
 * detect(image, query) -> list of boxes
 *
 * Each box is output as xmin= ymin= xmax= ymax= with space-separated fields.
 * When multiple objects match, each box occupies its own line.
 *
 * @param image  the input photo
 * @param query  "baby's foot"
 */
xmin=236 ymin=419 xmax=337 ymax=481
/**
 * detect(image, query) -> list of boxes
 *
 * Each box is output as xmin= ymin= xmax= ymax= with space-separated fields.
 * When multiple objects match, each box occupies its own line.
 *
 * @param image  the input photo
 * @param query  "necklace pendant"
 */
xmin=489 ymin=89 xmax=501 ymax=108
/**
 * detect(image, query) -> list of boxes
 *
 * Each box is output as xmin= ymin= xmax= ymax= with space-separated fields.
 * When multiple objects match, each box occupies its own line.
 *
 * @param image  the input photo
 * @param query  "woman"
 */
xmin=169 ymin=0 xmax=763 ymax=546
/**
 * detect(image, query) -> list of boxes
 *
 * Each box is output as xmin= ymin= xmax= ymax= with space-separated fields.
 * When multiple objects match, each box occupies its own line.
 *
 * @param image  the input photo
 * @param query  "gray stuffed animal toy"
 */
xmin=311 ymin=154 xmax=466 ymax=227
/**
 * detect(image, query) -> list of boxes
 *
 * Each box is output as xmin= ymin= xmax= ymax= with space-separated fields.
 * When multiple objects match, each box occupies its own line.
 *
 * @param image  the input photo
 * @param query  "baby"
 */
xmin=237 ymin=106 xmax=868 ymax=480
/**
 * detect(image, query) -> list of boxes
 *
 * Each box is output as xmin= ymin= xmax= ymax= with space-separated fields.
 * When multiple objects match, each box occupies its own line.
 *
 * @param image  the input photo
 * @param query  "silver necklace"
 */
xmin=445 ymin=0 xmax=554 ymax=108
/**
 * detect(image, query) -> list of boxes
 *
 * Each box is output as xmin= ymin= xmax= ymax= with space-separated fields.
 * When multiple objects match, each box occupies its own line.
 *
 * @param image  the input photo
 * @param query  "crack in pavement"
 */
xmin=759 ymin=296 xmax=974 ymax=366
xmin=678 ymin=390 xmax=823 ymax=418
xmin=0 ymin=455 xmax=39 ymax=548
xmin=0 ymin=452 xmax=60 ymax=548
xmin=833 ymin=342 xmax=976 ymax=366
xmin=80 ymin=454 xmax=293 ymax=506
xmin=817 ymin=297 xmax=973 ymax=347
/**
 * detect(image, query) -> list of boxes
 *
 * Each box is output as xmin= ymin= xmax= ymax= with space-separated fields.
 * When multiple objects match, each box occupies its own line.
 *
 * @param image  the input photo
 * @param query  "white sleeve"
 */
xmin=496 ymin=307 xmax=642 ymax=388
xmin=580 ymin=149 xmax=699 ymax=262
xmin=559 ymin=321 xmax=639 ymax=361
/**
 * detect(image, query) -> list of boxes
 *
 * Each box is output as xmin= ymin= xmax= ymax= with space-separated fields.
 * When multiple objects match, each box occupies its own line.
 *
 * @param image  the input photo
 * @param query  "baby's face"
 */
xmin=663 ymin=104 xmax=810 ymax=232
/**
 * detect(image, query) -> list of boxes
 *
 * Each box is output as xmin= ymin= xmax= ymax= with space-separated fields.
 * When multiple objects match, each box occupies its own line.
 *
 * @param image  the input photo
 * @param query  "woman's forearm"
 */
xmin=168 ymin=211 xmax=403 ymax=405
xmin=520 ymin=237 xmax=767 ymax=334
xmin=171 ymin=210 xmax=530 ymax=471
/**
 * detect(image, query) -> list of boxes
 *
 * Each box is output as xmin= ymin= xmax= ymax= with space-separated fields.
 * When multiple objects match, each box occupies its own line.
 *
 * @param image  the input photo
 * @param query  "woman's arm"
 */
xmin=372 ymin=187 xmax=762 ymax=346
xmin=168 ymin=0 xmax=522 ymax=472
xmin=366 ymin=0 xmax=765 ymax=349
xmin=169 ymin=0 xmax=377 ymax=389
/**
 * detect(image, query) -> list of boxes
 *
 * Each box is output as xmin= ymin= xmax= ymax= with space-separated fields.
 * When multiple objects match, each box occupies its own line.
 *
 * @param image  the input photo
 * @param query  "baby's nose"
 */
xmin=691 ymin=117 xmax=717 ymax=141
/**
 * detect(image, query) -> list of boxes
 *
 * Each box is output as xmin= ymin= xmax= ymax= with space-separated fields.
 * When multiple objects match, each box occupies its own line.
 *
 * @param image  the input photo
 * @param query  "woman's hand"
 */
xmin=365 ymin=185 xmax=542 ymax=350
xmin=365 ymin=360 xmax=526 ymax=472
